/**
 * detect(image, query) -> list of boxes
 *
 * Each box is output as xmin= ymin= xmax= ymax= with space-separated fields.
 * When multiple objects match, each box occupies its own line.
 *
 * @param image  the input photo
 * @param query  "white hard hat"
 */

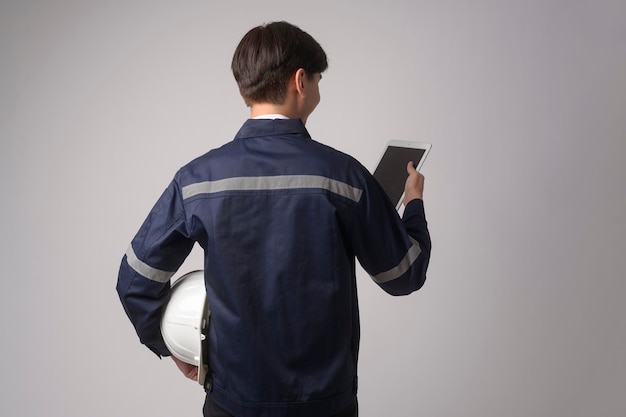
xmin=161 ymin=270 xmax=210 ymax=385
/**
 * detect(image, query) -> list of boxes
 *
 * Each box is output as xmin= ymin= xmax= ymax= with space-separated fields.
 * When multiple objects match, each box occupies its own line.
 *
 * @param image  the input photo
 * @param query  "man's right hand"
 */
xmin=403 ymin=161 xmax=425 ymax=206
xmin=172 ymin=355 xmax=199 ymax=381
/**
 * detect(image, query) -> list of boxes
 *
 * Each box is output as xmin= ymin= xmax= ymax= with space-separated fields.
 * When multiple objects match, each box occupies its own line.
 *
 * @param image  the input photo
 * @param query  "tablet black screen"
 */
xmin=373 ymin=146 xmax=426 ymax=206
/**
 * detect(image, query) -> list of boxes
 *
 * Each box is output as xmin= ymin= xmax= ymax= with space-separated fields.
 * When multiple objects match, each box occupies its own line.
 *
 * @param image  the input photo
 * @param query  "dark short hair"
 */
xmin=231 ymin=21 xmax=328 ymax=105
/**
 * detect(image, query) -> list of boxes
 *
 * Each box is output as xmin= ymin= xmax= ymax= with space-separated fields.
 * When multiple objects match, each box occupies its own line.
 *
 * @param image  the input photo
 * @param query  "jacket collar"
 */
xmin=234 ymin=118 xmax=311 ymax=140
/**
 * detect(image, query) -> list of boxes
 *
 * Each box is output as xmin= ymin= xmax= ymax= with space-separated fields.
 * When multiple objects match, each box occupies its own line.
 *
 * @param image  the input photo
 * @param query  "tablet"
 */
xmin=373 ymin=140 xmax=431 ymax=209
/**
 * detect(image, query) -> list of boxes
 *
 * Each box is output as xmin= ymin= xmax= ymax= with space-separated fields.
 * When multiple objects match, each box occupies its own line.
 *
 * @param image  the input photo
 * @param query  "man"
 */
xmin=117 ymin=21 xmax=431 ymax=417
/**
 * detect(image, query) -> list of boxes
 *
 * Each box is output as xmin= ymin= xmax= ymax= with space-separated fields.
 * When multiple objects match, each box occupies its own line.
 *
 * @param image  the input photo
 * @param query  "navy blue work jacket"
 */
xmin=117 ymin=118 xmax=431 ymax=417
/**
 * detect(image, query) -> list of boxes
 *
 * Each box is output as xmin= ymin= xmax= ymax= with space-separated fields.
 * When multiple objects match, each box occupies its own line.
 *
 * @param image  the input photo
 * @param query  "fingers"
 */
xmin=186 ymin=367 xmax=199 ymax=380
xmin=403 ymin=160 xmax=425 ymax=204
xmin=172 ymin=355 xmax=199 ymax=381
xmin=406 ymin=160 xmax=425 ymax=180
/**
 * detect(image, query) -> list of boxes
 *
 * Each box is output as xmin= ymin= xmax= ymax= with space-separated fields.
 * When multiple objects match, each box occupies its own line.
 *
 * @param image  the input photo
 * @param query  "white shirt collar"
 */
xmin=252 ymin=114 xmax=289 ymax=120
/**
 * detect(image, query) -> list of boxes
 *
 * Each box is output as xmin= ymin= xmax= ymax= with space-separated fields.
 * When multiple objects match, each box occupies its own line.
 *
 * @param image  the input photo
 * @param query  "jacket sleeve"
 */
xmin=116 ymin=176 xmax=194 ymax=357
xmin=350 ymin=173 xmax=431 ymax=296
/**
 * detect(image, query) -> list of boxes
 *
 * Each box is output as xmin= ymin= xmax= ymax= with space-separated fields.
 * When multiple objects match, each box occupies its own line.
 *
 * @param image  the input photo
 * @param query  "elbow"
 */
xmin=379 ymin=273 xmax=427 ymax=296
xmin=378 ymin=254 xmax=430 ymax=296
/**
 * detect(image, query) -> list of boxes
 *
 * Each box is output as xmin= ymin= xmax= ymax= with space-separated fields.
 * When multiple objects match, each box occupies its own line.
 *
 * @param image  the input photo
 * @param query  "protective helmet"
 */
xmin=160 ymin=270 xmax=210 ymax=385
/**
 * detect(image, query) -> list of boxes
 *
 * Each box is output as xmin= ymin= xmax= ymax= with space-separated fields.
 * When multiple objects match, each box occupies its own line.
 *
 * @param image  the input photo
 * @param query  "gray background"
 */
xmin=1 ymin=1 xmax=625 ymax=416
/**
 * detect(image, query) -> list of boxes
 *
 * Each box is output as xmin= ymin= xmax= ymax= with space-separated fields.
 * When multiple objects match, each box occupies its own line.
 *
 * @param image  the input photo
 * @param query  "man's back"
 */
xmin=186 ymin=118 xmax=364 ymax=415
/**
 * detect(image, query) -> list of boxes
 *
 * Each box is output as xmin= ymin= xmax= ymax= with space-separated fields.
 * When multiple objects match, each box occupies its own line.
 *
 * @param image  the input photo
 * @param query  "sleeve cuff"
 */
xmin=147 ymin=342 xmax=172 ymax=358
xmin=402 ymin=198 xmax=425 ymax=220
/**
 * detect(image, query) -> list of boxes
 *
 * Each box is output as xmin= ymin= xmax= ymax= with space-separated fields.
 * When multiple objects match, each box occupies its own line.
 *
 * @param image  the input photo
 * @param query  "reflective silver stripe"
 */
xmin=182 ymin=175 xmax=363 ymax=202
xmin=372 ymin=237 xmax=422 ymax=284
xmin=126 ymin=245 xmax=175 ymax=283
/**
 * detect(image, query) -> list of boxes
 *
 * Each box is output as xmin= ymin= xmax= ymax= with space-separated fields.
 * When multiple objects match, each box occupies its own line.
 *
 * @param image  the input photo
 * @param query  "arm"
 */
xmin=350 ymin=161 xmax=431 ymax=295
xmin=401 ymin=161 xmax=430 ymax=280
xmin=116 ymin=177 xmax=195 ymax=357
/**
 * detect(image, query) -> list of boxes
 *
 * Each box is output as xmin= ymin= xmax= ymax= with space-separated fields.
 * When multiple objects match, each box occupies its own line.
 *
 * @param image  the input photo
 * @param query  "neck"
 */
xmin=249 ymin=98 xmax=307 ymax=124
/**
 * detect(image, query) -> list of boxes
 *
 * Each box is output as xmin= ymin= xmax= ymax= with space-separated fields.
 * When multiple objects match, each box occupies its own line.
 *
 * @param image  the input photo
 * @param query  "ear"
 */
xmin=294 ymin=68 xmax=307 ymax=97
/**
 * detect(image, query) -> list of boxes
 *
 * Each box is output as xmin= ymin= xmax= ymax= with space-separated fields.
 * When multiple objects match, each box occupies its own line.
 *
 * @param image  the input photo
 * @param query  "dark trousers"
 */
xmin=203 ymin=395 xmax=358 ymax=417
